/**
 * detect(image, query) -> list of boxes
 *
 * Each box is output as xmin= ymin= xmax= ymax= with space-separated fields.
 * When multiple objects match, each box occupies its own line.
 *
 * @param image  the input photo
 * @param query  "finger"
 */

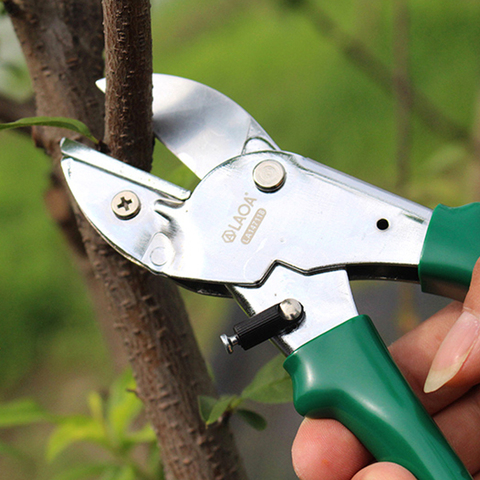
xmin=434 ymin=384 xmax=480 ymax=474
xmin=423 ymin=258 xmax=480 ymax=393
xmin=351 ymin=462 xmax=416 ymax=480
xmin=389 ymin=301 xmax=474 ymax=414
xmin=292 ymin=418 xmax=370 ymax=480
xmin=291 ymin=261 xmax=480 ymax=480
xmin=292 ymin=303 xmax=468 ymax=480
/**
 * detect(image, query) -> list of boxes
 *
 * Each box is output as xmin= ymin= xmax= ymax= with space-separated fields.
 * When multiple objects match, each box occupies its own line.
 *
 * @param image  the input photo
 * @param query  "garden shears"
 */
xmin=60 ymin=74 xmax=480 ymax=480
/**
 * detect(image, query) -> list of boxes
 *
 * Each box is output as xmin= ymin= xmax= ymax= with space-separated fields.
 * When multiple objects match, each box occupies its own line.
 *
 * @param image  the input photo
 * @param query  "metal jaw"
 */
xmin=62 ymin=144 xmax=431 ymax=282
xmin=61 ymin=74 xmax=432 ymax=352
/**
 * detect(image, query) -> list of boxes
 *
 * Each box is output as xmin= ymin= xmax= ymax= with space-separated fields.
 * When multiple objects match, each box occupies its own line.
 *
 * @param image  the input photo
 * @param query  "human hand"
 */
xmin=292 ymin=260 xmax=480 ymax=480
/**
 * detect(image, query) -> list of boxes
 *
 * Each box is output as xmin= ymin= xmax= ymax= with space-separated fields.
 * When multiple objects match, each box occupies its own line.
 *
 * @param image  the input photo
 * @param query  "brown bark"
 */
xmin=102 ymin=0 xmax=153 ymax=170
xmin=4 ymin=0 xmax=105 ymax=152
xmin=97 ymin=1 xmax=247 ymax=478
xmin=0 ymin=93 xmax=35 ymax=122
xmin=6 ymin=0 xmax=246 ymax=478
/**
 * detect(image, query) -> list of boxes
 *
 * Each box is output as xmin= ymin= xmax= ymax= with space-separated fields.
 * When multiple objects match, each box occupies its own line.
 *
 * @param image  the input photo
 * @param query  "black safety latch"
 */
xmin=220 ymin=299 xmax=305 ymax=353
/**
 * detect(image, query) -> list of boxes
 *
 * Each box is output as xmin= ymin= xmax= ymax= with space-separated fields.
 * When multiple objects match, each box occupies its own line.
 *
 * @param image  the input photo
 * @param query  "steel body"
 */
xmin=61 ymin=74 xmax=474 ymax=479
xmin=62 ymin=74 xmax=431 ymax=352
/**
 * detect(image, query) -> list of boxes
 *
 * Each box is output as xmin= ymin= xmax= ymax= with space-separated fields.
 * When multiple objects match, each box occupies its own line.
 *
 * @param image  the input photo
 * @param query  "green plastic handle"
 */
xmin=419 ymin=203 xmax=480 ymax=299
xmin=283 ymin=315 xmax=472 ymax=480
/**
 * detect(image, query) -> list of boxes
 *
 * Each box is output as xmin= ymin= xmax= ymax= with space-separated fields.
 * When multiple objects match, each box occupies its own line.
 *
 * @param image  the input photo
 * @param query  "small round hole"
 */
xmin=377 ymin=218 xmax=389 ymax=230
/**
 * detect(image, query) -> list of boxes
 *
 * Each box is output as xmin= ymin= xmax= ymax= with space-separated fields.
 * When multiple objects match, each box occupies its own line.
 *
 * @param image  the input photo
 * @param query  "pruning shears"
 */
xmin=60 ymin=74 xmax=479 ymax=480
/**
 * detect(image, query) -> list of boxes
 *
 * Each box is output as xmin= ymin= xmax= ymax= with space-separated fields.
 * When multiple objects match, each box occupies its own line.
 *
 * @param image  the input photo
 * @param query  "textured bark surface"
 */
xmin=102 ymin=0 xmax=154 ymax=170
xmin=0 ymin=93 xmax=35 ymax=123
xmin=4 ymin=0 xmax=105 ymax=152
xmin=6 ymin=0 xmax=247 ymax=478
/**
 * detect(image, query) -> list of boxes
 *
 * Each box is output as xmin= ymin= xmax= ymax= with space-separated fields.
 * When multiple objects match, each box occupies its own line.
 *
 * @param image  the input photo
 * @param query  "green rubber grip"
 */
xmin=283 ymin=315 xmax=472 ymax=480
xmin=419 ymin=203 xmax=480 ymax=300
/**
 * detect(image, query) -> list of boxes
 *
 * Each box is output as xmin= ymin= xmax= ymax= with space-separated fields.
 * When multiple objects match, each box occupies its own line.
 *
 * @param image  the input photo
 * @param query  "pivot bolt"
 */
xmin=253 ymin=160 xmax=286 ymax=192
xmin=111 ymin=191 xmax=141 ymax=219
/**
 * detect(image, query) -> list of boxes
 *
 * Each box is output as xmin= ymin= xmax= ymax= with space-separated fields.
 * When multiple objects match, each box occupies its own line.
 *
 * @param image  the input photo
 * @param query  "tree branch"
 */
xmin=5 ymin=0 xmax=131 ymax=372
xmin=99 ymin=2 xmax=246 ymax=478
xmin=102 ymin=0 xmax=153 ymax=169
xmin=7 ymin=0 xmax=246 ymax=478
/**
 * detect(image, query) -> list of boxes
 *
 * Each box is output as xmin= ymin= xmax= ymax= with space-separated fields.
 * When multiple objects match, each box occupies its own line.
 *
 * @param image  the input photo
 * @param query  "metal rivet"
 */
xmin=279 ymin=298 xmax=303 ymax=322
xmin=253 ymin=160 xmax=286 ymax=192
xmin=111 ymin=191 xmax=141 ymax=219
xmin=150 ymin=246 xmax=168 ymax=266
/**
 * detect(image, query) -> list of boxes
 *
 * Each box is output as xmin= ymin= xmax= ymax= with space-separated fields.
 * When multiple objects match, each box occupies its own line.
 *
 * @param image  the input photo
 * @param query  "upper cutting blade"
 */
xmin=97 ymin=74 xmax=279 ymax=179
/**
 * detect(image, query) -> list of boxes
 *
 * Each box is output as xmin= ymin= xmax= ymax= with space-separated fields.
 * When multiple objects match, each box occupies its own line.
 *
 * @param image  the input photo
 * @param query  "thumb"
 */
xmin=352 ymin=462 xmax=417 ymax=480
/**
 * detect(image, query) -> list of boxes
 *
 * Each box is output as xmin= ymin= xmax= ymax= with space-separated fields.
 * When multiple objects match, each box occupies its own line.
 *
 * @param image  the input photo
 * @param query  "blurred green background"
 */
xmin=0 ymin=0 xmax=479 ymax=478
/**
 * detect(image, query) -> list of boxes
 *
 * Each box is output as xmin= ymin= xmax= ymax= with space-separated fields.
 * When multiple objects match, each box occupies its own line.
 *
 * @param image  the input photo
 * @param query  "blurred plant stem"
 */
xmin=393 ymin=0 xmax=413 ymax=194
xmin=392 ymin=0 xmax=420 ymax=334
xmin=288 ymin=0 xmax=468 ymax=143
xmin=469 ymin=88 xmax=480 ymax=202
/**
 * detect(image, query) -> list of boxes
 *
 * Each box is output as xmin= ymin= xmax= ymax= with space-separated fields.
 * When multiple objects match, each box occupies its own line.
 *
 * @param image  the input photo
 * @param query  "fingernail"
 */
xmin=424 ymin=310 xmax=480 ymax=393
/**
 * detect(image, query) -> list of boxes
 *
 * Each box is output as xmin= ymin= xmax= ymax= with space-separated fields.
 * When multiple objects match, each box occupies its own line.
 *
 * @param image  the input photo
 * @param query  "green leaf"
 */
xmin=198 ymin=395 xmax=238 ymax=425
xmin=241 ymin=354 xmax=293 ymax=404
xmin=88 ymin=391 xmax=105 ymax=424
xmin=125 ymin=423 xmax=156 ymax=444
xmin=47 ymin=415 xmax=107 ymax=462
xmin=0 ymin=117 xmax=98 ymax=143
xmin=198 ymin=395 xmax=217 ymax=422
xmin=107 ymin=369 xmax=143 ymax=442
xmin=51 ymin=464 xmax=112 ymax=480
xmin=100 ymin=465 xmax=136 ymax=480
xmin=0 ymin=398 xmax=53 ymax=427
xmin=236 ymin=409 xmax=268 ymax=431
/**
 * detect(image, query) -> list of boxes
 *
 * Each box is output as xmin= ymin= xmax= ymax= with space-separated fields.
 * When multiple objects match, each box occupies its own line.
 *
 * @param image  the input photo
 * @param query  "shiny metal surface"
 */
xmin=97 ymin=75 xmax=279 ymax=179
xmin=61 ymin=139 xmax=190 ymax=270
xmin=278 ymin=298 xmax=303 ymax=322
xmin=61 ymin=139 xmax=191 ymax=202
xmin=220 ymin=333 xmax=239 ymax=354
xmin=111 ymin=191 xmax=141 ymax=219
xmin=62 ymin=143 xmax=431 ymax=287
xmin=253 ymin=160 xmax=286 ymax=192
xmin=65 ymin=76 xmax=434 ymax=354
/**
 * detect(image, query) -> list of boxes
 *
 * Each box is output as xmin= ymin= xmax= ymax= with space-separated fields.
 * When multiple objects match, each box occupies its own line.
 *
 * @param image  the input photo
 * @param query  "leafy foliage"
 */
xmin=0 ymin=370 xmax=161 ymax=480
xmin=0 ymin=398 xmax=53 ymax=427
xmin=199 ymin=354 xmax=292 ymax=430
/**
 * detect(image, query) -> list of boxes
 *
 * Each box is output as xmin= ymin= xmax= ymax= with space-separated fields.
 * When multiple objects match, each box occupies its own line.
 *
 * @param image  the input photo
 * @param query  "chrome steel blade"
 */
xmin=97 ymin=74 xmax=279 ymax=179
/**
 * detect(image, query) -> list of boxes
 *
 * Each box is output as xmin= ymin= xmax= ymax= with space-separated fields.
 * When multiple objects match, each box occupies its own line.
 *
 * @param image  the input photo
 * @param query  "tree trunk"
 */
xmin=5 ymin=0 xmax=247 ymax=478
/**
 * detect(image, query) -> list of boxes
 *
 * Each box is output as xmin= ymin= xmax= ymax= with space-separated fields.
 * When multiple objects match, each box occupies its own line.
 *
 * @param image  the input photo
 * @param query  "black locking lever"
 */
xmin=220 ymin=299 xmax=304 ymax=353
